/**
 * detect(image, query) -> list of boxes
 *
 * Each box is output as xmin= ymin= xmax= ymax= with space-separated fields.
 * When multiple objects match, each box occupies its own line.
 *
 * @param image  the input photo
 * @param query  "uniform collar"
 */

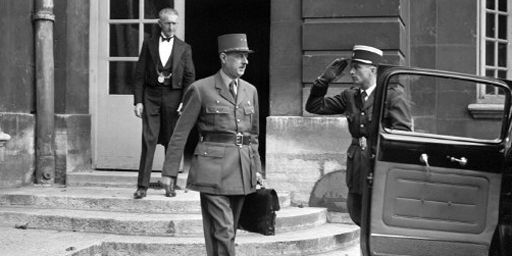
xmin=362 ymin=83 xmax=376 ymax=96
xmin=219 ymin=69 xmax=239 ymax=88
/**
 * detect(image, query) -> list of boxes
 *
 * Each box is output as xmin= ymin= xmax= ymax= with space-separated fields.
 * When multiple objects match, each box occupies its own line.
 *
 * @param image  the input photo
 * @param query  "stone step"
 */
xmin=67 ymin=170 xmax=189 ymax=189
xmin=327 ymin=211 xmax=355 ymax=225
xmin=311 ymin=244 xmax=361 ymax=256
xmin=0 ymin=186 xmax=291 ymax=214
xmin=0 ymin=224 xmax=359 ymax=256
xmin=0 ymin=206 xmax=326 ymax=236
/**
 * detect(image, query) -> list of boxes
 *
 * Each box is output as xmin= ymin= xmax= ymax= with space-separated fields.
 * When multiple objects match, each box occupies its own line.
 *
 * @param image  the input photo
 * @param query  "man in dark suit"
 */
xmin=306 ymin=45 xmax=412 ymax=225
xmin=161 ymin=33 xmax=262 ymax=256
xmin=133 ymin=8 xmax=195 ymax=199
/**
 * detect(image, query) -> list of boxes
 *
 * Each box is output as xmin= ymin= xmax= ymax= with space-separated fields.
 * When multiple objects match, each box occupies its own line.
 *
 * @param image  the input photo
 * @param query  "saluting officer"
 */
xmin=306 ymin=45 xmax=411 ymax=225
xmin=161 ymin=33 xmax=262 ymax=256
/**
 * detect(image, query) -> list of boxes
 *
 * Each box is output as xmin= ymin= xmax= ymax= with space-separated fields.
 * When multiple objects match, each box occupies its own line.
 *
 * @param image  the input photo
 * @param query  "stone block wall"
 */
xmin=0 ymin=113 xmax=35 ymax=187
xmin=267 ymin=0 xmax=409 ymax=206
xmin=55 ymin=114 xmax=92 ymax=184
xmin=266 ymin=116 xmax=351 ymax=204
xmin=0 ymin=0 xmax=91 ymax=187
xmin=0 ymin=1 xmax=36 ymax=187
xmin=409 ymin=0 xmax=477 ymax=73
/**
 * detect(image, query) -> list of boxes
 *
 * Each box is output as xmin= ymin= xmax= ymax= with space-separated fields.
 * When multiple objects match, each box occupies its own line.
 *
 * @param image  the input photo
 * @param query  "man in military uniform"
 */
xmin=306 ymin=45 xmax=411 ymax=225
xmin=161 ymin=33 xmax=262 ymax=256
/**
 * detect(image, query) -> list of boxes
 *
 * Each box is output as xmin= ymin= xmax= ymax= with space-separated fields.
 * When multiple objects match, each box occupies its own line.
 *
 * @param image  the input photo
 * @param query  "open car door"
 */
xmin=361 ymin=66 xmax=512 ymax=256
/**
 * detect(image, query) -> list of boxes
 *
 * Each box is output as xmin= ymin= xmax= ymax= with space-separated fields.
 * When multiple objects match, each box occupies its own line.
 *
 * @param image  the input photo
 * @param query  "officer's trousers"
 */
xmin=200 ymin=193 xmax=245 ymax=256
xmin=347 ymin=192 xmax=362 ymax=226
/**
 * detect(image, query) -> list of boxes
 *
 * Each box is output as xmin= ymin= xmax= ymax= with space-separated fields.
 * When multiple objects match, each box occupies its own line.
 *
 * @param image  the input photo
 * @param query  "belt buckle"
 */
xmin=235 ymin=133 xmax=243 ymax=147
xmin=359 ymin=137 xmax=367 ymax=151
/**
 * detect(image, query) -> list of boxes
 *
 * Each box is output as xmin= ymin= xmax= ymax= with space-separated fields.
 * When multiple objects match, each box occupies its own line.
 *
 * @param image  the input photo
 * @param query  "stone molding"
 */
xmin=467 ymin=103 xmax=504 ymax=120
xmin=0 ymin=130 xmax=11 ymax=145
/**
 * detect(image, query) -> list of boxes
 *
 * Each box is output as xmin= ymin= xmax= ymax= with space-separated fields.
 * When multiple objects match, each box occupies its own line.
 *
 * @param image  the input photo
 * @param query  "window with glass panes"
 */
xmin=480 ymin=0 xmax=511 ymax=102
xmin=108 ymin=0 xmax=174 ymax=95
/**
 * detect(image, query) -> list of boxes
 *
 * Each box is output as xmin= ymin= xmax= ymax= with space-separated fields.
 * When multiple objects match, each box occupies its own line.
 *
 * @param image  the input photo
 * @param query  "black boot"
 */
xmin=164 ymin=179 xmax=176 ymax=197
xmin=133 ymin=187 xmax=147 ymax=199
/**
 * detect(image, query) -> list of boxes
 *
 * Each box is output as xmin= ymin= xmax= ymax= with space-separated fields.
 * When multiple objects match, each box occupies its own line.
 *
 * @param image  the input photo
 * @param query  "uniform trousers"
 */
xmin=200 ymin=193 xmax=245 ymax=256
xmin=346 ymin=142 xmax=368 ymax=227
xmin=347 ymin=192 xmax=362 ymax=226
xmin=137 ymin=87 xmax=182 ymax=188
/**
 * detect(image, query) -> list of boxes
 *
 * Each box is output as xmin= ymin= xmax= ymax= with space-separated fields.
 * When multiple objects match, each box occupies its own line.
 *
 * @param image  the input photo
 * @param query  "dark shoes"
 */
xmin=133 ymin=188 xmax=147 ymax=199
xmin=164 ymin=181 xmax=176 ymax=197
xmin=134 ymin=179 xmax=176 ymax=199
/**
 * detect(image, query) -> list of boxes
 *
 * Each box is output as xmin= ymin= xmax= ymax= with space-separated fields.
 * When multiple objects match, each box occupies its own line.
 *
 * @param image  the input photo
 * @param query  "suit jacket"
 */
xmin=163 ymin=72 xmax=262 ymax=195
xmin=306 ymin=81 xmax=412 ymax=193
xmin=133 ymin=36 xmax=195 ymax=105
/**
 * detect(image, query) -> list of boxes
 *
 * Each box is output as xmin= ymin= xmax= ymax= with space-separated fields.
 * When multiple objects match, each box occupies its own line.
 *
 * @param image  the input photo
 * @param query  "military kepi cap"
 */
xmin=218 ymin=33 xmax=254 ymax=53
xmin=351 ymin=45 xmax=383 ymax=65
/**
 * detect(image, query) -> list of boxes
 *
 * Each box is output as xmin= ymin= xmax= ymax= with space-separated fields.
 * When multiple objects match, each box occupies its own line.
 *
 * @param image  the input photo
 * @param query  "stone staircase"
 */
xmin=0 ymin=171 xmax=360 ymax=256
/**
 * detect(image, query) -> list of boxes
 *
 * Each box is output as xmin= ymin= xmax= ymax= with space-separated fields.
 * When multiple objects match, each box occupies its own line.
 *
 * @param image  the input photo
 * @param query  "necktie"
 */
xmin=361 ymin=90 xmax=367 ymax=105
xmin=161 ymin=36 xmax=172 ymax=42
xmin=229 ymin=80 xmax=237 ymax=99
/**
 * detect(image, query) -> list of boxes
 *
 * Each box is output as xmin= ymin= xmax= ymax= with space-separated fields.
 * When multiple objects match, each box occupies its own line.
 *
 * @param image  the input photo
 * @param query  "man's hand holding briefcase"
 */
xmin=238 ymin=173 xmax=280 ymax=236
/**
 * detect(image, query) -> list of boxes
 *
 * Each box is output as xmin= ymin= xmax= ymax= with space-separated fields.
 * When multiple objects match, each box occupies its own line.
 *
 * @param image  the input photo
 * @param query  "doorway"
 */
xmin=91 ymin=0 xmax=186 ymax=170
xmin=185 ymin=0 xmax=270 ymax=166
xmin=90 ymin=0 xmax=269 ymax=171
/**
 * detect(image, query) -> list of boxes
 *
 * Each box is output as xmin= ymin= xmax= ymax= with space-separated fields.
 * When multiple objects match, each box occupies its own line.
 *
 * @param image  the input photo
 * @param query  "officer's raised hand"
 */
xmin=318 ymin=58 xmax=349 ymax=84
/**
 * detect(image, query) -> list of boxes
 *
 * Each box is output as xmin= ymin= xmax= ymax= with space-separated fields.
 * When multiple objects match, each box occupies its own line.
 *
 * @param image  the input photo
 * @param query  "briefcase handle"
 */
xmin=256 ymin=172 xmax=265 ymax=189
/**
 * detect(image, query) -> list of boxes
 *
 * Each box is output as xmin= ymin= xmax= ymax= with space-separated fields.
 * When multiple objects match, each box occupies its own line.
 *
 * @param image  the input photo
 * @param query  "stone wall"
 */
xmin=53 ymin=0 xmax=92 ymax=181
xmin=267 ymin=0 xmax=409 ymax=206
xmin=0 ymin=1 xmax=36 ymax=187
xmin=409 ymin=0 xmax=477 ymax=73
xmin=266 ymin=116 xmax=351 ymax=204
xmin=0 ymin=0 xmax=91 ymax=187
xmin=0 ymin=113 xmax=35 ymax=187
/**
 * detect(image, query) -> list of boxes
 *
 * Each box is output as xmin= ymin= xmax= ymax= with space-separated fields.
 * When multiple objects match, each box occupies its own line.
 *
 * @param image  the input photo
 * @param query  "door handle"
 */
xmin=420 ymin=153 xmax=432 ymax=178
xmin=419 ymin=153 xmax=430 ymax=167
xmin=448 ymin=156 xmax=468 ymax=167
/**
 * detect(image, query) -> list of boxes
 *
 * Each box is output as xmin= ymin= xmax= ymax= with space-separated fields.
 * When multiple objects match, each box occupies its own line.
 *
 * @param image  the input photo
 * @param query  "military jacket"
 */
xmin=163 ymin=71 xmax=262 ymax=195
xmin=306 ymin=81 xmax=411 ymax=193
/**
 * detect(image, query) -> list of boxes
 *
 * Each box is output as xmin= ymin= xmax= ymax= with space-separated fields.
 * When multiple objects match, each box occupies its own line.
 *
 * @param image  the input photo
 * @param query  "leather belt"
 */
xmin=200 ymin=133 xmax=253 ymax=146
xmin=352 ymin=137 xmax=367 ymax=151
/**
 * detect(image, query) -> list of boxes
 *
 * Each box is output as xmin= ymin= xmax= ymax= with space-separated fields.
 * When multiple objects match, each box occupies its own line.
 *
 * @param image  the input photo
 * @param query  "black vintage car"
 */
xmin=361 ymin=65 xmax=512 ymax=256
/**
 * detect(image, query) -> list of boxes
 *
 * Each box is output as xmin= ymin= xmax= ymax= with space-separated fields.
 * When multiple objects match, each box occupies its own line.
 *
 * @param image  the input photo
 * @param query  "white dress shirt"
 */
xmin=362 ymin=84 xmax=376 ymax=101
xmin=159 ymin=34 xmax=174 ymax=66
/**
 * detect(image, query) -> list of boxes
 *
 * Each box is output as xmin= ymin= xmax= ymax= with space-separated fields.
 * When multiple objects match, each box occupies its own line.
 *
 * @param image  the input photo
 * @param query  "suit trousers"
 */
xmin=200 ymin=193 xmax=245 ymax=256
xmin=347 ymin=192 xmax=362 ymax=226
xmin=137 ymin=87 xmax=181 ymax=188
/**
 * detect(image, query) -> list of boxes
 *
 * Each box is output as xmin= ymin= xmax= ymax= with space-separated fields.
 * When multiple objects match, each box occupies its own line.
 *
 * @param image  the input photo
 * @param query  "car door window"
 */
xmin=383 ymin=73 xmax=507 ymax=142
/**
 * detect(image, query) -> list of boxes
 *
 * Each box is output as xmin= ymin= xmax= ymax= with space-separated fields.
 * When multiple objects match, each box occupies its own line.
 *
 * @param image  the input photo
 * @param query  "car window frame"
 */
xmin=377 ymin=67 xmax=512 ymax=145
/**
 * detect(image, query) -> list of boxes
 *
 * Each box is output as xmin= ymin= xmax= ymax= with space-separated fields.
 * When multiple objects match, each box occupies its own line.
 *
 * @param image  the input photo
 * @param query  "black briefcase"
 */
xmin=238 ymin=188 xmax=280 ymax=236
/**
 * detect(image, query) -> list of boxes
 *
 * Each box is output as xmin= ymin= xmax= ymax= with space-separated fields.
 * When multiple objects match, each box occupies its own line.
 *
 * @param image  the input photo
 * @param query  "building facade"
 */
xmin=0 ymin=0 xmax=506 ymax=207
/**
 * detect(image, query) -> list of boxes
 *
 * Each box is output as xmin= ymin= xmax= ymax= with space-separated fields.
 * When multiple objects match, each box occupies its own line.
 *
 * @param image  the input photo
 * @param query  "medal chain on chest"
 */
xmin=156 ymin=67 xmax=172 ymax=83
